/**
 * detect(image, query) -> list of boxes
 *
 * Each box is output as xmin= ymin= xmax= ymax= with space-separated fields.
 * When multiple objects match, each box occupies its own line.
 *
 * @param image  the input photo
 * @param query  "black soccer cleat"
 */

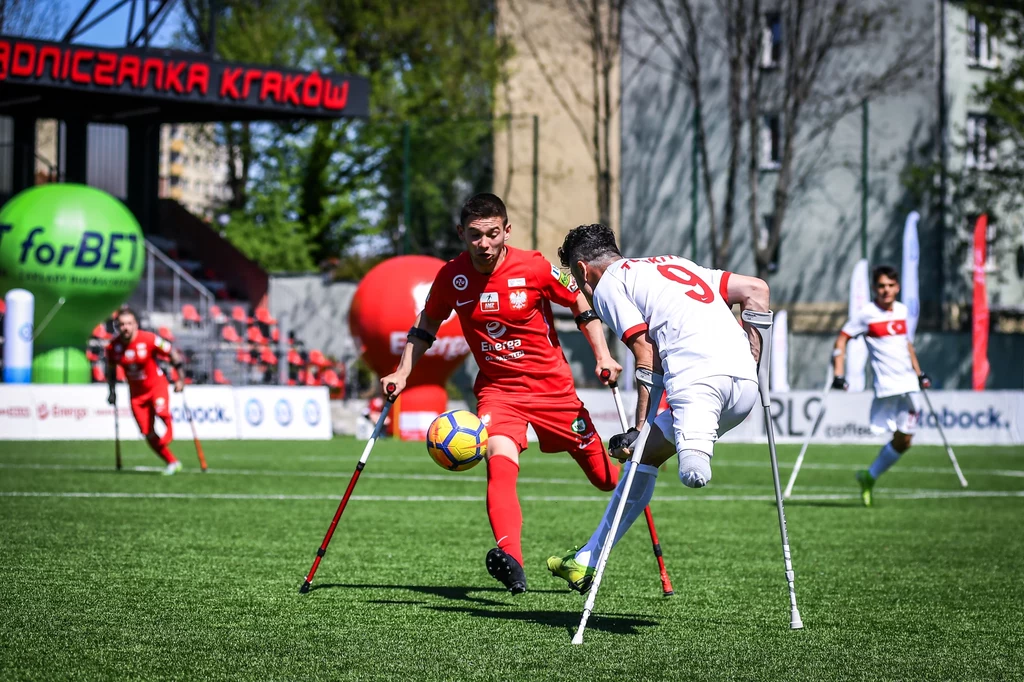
xmin=486 ymin=547 xmax=527 ymax=595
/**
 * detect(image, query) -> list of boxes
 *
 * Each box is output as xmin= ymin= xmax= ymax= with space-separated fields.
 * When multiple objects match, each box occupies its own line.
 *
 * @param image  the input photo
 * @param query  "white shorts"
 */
xmin=869 ymin=392 xmax=920 ymax=435
xmin=654 ymin=375 xmax=759 ymax=457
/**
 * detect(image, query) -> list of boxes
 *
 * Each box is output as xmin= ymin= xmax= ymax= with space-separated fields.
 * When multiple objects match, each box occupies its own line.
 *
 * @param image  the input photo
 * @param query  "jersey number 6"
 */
xmin=657 ymin=264 xmax=714 ymax=304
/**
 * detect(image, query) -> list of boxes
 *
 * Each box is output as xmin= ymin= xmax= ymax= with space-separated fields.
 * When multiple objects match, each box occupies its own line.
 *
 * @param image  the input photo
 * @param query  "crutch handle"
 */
xmin=385 ymin=383 xmax=397 ymax=402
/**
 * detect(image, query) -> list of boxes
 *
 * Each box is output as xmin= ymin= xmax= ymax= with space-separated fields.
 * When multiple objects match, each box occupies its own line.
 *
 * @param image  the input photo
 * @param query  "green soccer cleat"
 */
xmin=162 ymin=461 xmax=182 ymax=476
xmin=546 ymin=548 xmax=595 ymax=594
xmin=855 ymin=469 xmax=875 ymax=507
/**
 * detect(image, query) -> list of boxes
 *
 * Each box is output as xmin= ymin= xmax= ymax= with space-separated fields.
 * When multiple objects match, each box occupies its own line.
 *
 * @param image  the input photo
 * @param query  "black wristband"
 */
xmin=408 ymin=326 xmax=436 ymax=348
xmin=574 ymin=310 xmax=599 ymax=329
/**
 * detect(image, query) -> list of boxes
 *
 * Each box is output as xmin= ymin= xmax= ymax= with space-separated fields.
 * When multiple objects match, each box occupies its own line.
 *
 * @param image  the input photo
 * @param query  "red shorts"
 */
xmin=477 ymin=392 xmax=617 ymax=491
xmin=130 ymin=381 xmax=172 ymax=437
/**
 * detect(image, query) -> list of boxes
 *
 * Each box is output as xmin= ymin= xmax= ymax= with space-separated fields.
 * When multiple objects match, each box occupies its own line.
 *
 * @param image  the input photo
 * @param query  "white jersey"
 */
xmin=591 ymin=255 xmax=757 ymax=386
xmin=841 ymin=301 xmax=918 ymax=398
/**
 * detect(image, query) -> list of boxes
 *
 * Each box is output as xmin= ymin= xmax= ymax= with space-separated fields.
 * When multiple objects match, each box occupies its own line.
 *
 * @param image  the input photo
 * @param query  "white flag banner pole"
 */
xmin=902 ymin=211 xmax=921 ymax=342
xmin=771 ymin=309 xmax=790 ymax=391
xmin=846 ymin=258 xmax=870 ymax=392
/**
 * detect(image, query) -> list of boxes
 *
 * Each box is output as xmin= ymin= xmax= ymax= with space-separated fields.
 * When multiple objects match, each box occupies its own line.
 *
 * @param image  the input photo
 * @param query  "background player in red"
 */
xmin=381 ymin=193 xmax=622 ymax=594
xmin=105 ymin=307 xmax=186 ymax=475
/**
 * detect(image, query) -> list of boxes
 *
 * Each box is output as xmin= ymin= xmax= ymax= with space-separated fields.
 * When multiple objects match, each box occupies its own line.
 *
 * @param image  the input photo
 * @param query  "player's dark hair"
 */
xmin=558 ymin=224 xmax=622 ymax=268
xmin=117 ymin=306 xmax=138 ymax=321
xmin=460 ymin=193 xmax=507 ymax=227
xmin=872 ymin=265 xmax=900 ymax=285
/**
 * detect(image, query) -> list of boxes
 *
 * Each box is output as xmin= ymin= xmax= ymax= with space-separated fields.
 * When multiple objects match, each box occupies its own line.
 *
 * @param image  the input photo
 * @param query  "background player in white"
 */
xmin=546 ymin=223 xmax=771 ymax=593
xmin=832 ymin=265 xmax=931 ymax=507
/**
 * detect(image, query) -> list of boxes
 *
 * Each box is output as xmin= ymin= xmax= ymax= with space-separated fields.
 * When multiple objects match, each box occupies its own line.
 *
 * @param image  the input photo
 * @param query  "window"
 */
xmin=967 ymin=14 xmax=997 ymax=68
xmin=966 ymin=113 xmax=995 ymax=170
xmin=761 ymin=13 xmax=782 ymax=69
xmin=760 ymin=114 xmax=781 ymax=170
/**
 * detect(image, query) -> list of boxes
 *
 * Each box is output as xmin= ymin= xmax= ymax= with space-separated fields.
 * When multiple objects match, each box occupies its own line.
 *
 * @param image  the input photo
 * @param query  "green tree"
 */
xmin=177 ymin=0 xmax=509 ymax=271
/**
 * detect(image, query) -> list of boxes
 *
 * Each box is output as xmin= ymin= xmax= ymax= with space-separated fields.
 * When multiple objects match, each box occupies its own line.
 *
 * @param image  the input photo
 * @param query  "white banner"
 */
xmin=234 ymin=386 xmax=332 ymax=440
xmin=574 ymin=389 xmax=1022 ymax=446
xmin=902 ymin=211 xmax=921 ymax=342
xmin=846 ymin=258 xmax=870 ymax=391
xmin=0 ymin=385 xmax=326 ymax=440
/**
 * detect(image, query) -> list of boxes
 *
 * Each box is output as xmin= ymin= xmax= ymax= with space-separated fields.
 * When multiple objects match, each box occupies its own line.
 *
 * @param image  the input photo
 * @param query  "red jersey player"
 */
xmin=381 ymin=193 xmax=622 ymax=594
xmin=105 ymin=307 xmax=186 ymax=475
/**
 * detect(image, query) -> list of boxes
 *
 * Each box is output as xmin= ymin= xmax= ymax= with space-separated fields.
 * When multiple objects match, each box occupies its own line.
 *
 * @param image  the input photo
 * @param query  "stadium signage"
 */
xmin=0 ymin=36 xmax=369 ymax=117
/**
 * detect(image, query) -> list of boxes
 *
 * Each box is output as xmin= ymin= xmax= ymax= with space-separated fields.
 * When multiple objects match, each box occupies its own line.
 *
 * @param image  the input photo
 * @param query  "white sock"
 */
xmin=868 ymin=443 xmax=902 ymax=480
xmin=575 ymin=462 xmax=659 ymax=567
xmin=678 ymin=450 xmax=712 ymax=488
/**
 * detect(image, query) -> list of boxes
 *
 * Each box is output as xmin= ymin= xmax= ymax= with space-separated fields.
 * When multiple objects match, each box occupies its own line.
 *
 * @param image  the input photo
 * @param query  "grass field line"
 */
xmin=5 ymin=461 xmax=1024 ymax=485
xmin=2 ymin=490 xmax=1023 ymax=503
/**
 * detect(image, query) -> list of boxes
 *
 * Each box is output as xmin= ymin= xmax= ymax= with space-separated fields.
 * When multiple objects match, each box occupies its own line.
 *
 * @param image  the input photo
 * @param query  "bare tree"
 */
xmin=0 ymin=0 xmax=65 ymax=38
xmin=506 ymin=0 xmax=625 ymax=227
xmin=629 ymin=0 xmax=930 ymax=278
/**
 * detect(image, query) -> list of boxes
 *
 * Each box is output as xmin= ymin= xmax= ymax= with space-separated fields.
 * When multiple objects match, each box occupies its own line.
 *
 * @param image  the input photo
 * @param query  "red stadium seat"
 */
xmin=259 ymin=347 xmax=278 ymax=365
xmin=270 ymin=327 xmax=280 ymax=342
xmin=158 ymin=326 xmax=175 ymax=342
xmin=0 ymin=299 xmax=6 ymax=315
xmin=86 ymin=350 xmax=99 ymax=362
xmin=92 ymin=323 xmax=112 ymax=340
xmin=221 ymin=326 xmax=241 ymax=343
xmin=308 ymin=349 xmax=329 ymax=367
xmin=287 ymin=349 xmax=305 ymax=366
xmin=209 ymin=305 xmax=227 ymax=324
xmin=115 ymin=366 xmax=126 ymax=382
xmin=321 ymin=369 xmax=341 ymax=388
xmin=168 ymin=366 xmax=180 ymax=382
xmin=231 ymin=306 xmax=249 ymax=324
xmin=91 ymin=364 xmax=105 ymax=382
xmin=213 ymin=369 xmax=231 ymax=385
xmin=246 ymin=326 xmax=267 ymax=344
xmin=236 ymin=348 xmax=253 ymax=364
xmin=254 ymin=307 xmax=277 ymax=325
xmin=182 ymin=304 xmax=202 ymax=325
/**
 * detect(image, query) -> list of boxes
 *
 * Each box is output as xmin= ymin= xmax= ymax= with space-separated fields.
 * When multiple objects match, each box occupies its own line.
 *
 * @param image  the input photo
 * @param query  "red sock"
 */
xmin=146 ymin=436 xmax=178 ymax=465
xmin=486 ymin=455 xmax=523 ymax=565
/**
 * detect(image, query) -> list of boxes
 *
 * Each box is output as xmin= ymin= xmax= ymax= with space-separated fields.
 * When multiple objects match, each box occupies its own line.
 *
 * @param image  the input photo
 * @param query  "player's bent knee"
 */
xmin=486 ymin=436 xmax=521 ymax=466
xmin=678 ymin=449 xmax=712 ymax=488
xmin=892 ymin=433 xmax=912 ymax=453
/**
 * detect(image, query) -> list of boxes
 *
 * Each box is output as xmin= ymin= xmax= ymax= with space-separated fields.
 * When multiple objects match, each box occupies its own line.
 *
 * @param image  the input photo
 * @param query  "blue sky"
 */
xmin=61 ymin=0 xmax=186 ymax=48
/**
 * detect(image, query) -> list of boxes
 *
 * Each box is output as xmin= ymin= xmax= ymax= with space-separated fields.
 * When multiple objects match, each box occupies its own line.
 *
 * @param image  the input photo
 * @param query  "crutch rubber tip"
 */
xmin=201 ymin=467 xmax=208 ymax=473
xmin=571 ymin=634 xmax=584 ymax=645
xmin=662 ymin=590 xmax=674 ymax=597
xmin=790 ymin=610 xmax=804 ymax=630
xmin=299 ymin=581 xmax=311 ymax=594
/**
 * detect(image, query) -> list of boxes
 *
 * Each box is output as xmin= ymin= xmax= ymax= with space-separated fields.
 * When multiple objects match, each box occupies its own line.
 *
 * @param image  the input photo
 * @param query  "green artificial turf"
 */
xmin=1 ymin=438 xmax=1022 ymax=681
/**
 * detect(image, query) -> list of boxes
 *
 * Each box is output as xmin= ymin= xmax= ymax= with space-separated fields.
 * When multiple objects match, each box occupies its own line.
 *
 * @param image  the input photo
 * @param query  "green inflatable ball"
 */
xmin=0 ymin=184 xmax=144 ymax=383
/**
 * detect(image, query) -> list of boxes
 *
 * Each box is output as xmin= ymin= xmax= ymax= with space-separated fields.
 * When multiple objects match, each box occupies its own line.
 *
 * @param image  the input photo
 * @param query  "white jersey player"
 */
xmin=832 ymin=265 xmax=930 ymax=507
xmin=545 ymin=223 xmax=770 ymax=593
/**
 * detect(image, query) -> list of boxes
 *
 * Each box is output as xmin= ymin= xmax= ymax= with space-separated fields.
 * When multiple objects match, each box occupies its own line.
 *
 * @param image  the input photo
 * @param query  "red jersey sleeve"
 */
xmin=147 ymin=332 xmax=173 ymax=360
xmin=422 ymin=264 xmax=455 ymax=323
xmin=534 ymin=254 xmax=579 ymax=307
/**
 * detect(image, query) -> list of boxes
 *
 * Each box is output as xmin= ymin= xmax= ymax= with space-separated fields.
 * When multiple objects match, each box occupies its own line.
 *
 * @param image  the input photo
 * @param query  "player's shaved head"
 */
xmin=558 ymin=223 xmax=621 ymax=269
xmin=460 ymin=193 xmax=507 ymax=228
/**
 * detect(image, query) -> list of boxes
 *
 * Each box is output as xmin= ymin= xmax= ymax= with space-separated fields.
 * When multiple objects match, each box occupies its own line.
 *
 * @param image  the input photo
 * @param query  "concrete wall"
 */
xmin=268 ymin=274 xmax=358 ymax=361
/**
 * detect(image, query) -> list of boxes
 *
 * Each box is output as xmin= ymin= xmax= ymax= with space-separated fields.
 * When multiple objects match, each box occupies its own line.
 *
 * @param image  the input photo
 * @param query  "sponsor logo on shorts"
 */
xmin=275 ymin=399 xmax=293 ymax=426
xmin=245 ymin=399 xmax=263 ymax=426
xmin=485 ymin=321 xmax=507 ymax=338
xmin=154 ymin=397 xmax=166 ymax=410
xmin=304 ymin=399 xmax=321 ymax=426
xmin=479 ymin=413 xmax=491 ymax=426
xmin=571 ymin=417 xmax=587 ymax=433
xmin=480 ymin=292 xmax=499 ymax=312
xmin=509 ymin=290 xmax=527 ymax=310
xmin=453 ymin=274 xmax=469 ymax=291
xmin=507 ymin=277 xmax=526 ymax=287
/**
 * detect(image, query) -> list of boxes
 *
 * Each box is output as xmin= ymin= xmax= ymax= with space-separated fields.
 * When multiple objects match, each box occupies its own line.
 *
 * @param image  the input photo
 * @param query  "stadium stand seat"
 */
xmin=270 ymin=327 xmax=280 ymax=342
xmin=115 ymin=366 xmax=126 ymax=382
xmin=92 ymin=323 xmax=112 ymax=340
xmin=231 ymin=306 xmax=250 ymax=324
xmin=209 ymin=305 xmax=228 ymax=324
xmin=321 ymin=369 xmax=341 ymax=388
xmin=246 ymin=326 xmax=267 ymax=344
xmin=221 ymin=326 xmax=242 ymax=343
xmin=259 ymin=347 xmax=278 ymax=365
xmin=213 ymin=369 xmax=231 ymax=385
xmin=254 ymin=307 xmax=276 ymax=325
xmin=182 ymin=304 xmax=202 ymax=326
xmin=287 ymin=349 xmax=305 ymax=366
xmin=91 ymin=364 xmax=105 ymax=382
xmin=158 ymin=326 xmax=175 ymax=342
xmin=308 ymin=349 xmax=328 ymax=367
xmin=236 ymin=348 xmax=253 ymax=364
xmin=86 ymin=349 xmax=99 ymax=362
